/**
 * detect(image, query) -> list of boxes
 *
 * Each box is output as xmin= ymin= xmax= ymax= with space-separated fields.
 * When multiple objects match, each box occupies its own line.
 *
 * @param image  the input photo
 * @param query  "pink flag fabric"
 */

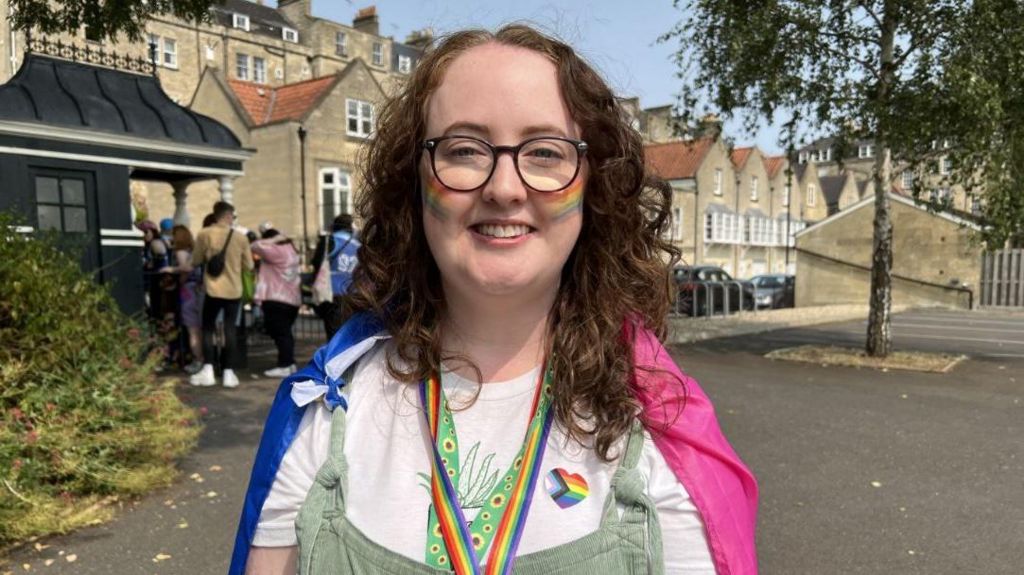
xmin=631 ymin=324 xmax=759 ymax=575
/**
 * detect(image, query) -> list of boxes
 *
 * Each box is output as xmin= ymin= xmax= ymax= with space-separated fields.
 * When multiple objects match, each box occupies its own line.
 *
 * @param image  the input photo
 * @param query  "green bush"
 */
xmin=0 ymin=213 xmax=200 ymax=545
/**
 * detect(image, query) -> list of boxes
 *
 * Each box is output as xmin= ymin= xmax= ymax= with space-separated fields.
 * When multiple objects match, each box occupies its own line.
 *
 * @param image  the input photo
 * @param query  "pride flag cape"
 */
xmin=229 ymin=313 xmax=758 ymax=575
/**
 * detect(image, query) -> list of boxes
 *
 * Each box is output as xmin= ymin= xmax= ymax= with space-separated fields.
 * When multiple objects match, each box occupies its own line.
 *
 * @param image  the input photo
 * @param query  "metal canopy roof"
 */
xmin=0 ymin=48 xmax=251 ymax=179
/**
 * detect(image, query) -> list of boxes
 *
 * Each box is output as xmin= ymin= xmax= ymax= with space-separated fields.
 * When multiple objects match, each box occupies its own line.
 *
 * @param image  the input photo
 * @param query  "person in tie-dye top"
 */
xmin=251 ymin=227 xmax=302 ymax=378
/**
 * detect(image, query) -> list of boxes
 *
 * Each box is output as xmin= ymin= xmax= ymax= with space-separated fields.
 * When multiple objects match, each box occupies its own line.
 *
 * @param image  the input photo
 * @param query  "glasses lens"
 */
xmin=518 ymin=139 xmax=579 ymax=192
xmin=433 ymin=137 xmax=493 ymax=190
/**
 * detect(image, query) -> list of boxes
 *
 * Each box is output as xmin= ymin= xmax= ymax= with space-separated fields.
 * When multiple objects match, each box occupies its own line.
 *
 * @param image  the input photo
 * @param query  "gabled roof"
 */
xmin=731 ymin=146 xmax=754 ymax=168
xmin=644 ymin=139 xmax=715 ymax=180
xmin=819 ymin=174 xmax=850 ymax=206
xmin=763 ymin=155 xmax=786 ymax=178
xmin=228 ymin=75 xmax=340 ymax=126
xmin=795 ymin=191 xmax=981 ymax=239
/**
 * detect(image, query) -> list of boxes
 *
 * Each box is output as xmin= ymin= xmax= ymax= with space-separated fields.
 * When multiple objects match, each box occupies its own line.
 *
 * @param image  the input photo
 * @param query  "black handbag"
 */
xmin=205 ymin=228 xmax=234 ymax=278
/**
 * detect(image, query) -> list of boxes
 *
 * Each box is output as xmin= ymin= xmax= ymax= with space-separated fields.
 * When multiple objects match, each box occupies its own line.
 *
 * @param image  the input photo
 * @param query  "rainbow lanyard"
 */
xmin=420 ymin=367 xmax=554 ymax=575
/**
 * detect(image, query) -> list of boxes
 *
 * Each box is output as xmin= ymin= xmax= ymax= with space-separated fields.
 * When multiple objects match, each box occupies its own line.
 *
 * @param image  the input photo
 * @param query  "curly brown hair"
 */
xmin=346 ymin=24 xmax=679 ymax=460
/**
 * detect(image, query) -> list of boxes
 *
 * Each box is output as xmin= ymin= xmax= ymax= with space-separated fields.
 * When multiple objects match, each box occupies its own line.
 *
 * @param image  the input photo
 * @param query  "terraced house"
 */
xmin=645 ymin=136 xmax=821 ymax=278
xmin=0 ymin=0 xmax=428 ymax=253
xmin=799 ymin=135 xmax=980 ymax=217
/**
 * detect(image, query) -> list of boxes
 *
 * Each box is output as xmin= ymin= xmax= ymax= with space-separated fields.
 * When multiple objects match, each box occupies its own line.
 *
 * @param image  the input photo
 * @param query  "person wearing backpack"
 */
xmin=310 ymin=213 xmax=361 ymax=340
xmin=188 ymin=201 xmax=254 ymax=388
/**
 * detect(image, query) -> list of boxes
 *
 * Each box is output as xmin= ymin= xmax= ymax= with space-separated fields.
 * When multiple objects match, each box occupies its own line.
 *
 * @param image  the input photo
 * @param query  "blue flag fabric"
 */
xmin=228 ymin=312 xmax=385 ymax=575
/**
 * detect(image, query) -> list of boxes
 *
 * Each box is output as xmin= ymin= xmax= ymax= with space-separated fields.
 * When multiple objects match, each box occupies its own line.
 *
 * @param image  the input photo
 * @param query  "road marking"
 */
xmin=890 ymin=332 xmax=1024 ymax=346
xmin=897 ymin=317 xmax=1024 ymax=327
xmin=892 ymin=323 xmax=1024 ymax=334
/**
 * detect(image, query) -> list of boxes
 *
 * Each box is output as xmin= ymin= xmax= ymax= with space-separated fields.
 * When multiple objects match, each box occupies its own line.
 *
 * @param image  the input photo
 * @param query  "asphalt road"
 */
xmin=757 ymin=307 xmax=1024 ymax=360
xmin=4 ymin=312 xmax=1022 ymax=574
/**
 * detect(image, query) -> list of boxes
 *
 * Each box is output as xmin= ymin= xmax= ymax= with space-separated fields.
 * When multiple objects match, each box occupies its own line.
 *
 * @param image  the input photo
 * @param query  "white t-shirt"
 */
xmin=254 ymin=342 xmax=714 ymax=573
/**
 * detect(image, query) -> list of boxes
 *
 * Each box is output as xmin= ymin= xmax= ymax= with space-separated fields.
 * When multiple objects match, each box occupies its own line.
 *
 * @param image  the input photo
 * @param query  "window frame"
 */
xmin=346 ymin=98 xmax=374 ymax=138
xmin=901 ymin=170 xmax=914 ymax=190
xmin=940 ymin=156 xmax=952 ymax=176
xmin=807 ymin=184 xmax=817 ymax=207
xmin=750 ymin=176 xmax=759 ymax=201
xmin=282 ymin=27 xmax=299 ymax=43
xmin=318 ymin=167 xmax=353 ymax=231
xmin=232 ymin=13 xmax=250 ymax=31
xmin=398 ymin=54 xmax=412 ymax=74
xmin=372 ymin=42 xmax=384 ymax=66
xmin=713 ymin=168 xmax=723 ymax=195
xmin=858 ymin=144 xmax=874 ymax=159
xmin=236 ymin=53 xmax=250 ymax=81
xmin=253 ymin=56 xmax=267 ymax=84
xmin=146 ymin=34 xmax=178 ymax=70
xmin=335 ymin=31 xmax=348 ymax=56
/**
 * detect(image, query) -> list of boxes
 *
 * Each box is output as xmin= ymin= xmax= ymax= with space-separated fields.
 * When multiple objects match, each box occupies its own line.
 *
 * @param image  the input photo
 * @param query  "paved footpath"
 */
xmin=4 ymin=320 xmax=1023 ymax=574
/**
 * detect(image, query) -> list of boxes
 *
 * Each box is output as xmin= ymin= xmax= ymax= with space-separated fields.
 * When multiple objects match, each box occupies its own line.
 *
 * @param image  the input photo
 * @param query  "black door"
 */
xmin=31 ymin=168 xmax=100 ymax=275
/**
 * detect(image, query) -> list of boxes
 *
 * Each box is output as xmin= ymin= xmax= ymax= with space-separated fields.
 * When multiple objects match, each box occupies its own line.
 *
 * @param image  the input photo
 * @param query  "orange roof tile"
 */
xmin=228 ymin=75 xmax=339 ymax=126
xmin=644 ymin=139 xmax=715 ymax=180
xmin=763 ymin=155 xmax=785 ymax=178
xmin=731 ymin=146 xmax=754 ymax=168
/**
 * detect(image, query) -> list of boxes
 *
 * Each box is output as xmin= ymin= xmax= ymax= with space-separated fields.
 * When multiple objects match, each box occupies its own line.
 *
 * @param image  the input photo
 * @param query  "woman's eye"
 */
xmin=450 ymin=147 xmax=481 ymax=157
xmin=527 ymin=148 xmax=564 ymax=160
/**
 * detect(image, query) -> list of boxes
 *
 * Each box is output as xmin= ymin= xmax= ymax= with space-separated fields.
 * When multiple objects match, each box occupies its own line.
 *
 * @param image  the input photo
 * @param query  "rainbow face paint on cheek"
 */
xmin=422 ymin=174 xmax=454 ymax=221
xmin=539 ymin=177 xmax=584 ymax=220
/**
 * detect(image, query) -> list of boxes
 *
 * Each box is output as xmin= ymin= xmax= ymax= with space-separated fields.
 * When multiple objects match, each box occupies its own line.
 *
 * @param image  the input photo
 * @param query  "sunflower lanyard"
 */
xmin=420 ymin=367 xmax=553 ymax=575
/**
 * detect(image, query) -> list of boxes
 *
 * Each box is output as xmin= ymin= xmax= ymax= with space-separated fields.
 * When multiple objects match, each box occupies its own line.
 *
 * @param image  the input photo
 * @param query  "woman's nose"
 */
xmin=482 ymin=153 xmax=528 ymax=205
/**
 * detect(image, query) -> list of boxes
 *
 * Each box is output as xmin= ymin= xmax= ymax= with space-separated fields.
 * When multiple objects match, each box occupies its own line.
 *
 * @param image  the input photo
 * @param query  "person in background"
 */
xmin=159 ymin=217 xmax=175 ymax=247
xmin=138 ymin=219 xmax=169 ymax=322
xmin=310 ymin=213 xmax=360 ymax=340
xmin=189 ymin=201 xmax=254 ymax=388
xmin=251 ymin=226 xmax=302 ymax=377
xmin=138 ymin=219 xmax=179 ymax=369
xmin=161 ymin=225 xmax=204 ymax=374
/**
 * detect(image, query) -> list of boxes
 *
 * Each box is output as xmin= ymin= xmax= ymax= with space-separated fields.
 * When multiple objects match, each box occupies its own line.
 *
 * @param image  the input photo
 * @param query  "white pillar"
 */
xmin=219 ymin=176 xmax=235 ymax=205
xmin=172 ymin=181 xmax=190 ymax=228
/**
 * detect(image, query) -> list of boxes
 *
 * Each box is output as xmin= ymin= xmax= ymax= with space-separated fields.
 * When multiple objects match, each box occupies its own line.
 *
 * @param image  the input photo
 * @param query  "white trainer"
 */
xmin=188 ymin=364 xmax=216 ymax=387
xmin=222 ymin=369 xmax=240 ymax=389
xmin=263 ymin=364 xmax=297 ymax=378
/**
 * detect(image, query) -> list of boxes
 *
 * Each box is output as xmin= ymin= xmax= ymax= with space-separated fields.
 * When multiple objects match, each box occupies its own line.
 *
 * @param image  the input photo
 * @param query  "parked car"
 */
xmin=673 ymin=265 xmax=755 ymax=315
xmin=749 ymin=274 xmax=795 ymax=309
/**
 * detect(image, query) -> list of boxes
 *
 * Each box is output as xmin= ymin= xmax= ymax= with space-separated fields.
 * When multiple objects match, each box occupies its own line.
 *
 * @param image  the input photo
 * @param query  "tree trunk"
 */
xmin=866 ymin=3 xmax=898 ymax=357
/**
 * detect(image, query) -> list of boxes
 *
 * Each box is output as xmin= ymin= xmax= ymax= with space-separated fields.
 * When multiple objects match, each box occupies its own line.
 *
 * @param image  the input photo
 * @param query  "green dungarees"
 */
xmin=295 ymin=406 xmax=665 ymax=574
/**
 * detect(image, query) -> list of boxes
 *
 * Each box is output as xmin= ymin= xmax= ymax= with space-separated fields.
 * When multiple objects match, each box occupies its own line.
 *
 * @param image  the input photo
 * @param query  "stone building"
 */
xmin=798 ymin=135 xmax=979 ymax=216
xmin=1 ymin=1 xmax=427 ymax=251
xmin=795 ymin=192 xmax=981 ymax=309
xmin=646 ymin=138 xmax=815 ymax=277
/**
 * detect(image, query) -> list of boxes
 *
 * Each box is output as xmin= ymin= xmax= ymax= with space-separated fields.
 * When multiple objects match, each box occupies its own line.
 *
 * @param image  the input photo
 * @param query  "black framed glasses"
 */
xmin=421 ymin=135 xmax=588 ymax=193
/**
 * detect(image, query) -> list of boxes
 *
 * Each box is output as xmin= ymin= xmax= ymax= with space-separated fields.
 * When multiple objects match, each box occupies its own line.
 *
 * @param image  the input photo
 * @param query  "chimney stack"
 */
xmin=353 ymin=6 xmax=379 ymax=36
xmin=404 ymin=28 xmax=434 ymax=50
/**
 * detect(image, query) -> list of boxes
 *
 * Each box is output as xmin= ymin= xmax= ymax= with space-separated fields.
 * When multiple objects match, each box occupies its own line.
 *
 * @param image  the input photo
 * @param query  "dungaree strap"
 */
xmin=602 ymin=420 xmax=665 ymax=574
xmin=311 ymin=365 xmax=355 ymax=508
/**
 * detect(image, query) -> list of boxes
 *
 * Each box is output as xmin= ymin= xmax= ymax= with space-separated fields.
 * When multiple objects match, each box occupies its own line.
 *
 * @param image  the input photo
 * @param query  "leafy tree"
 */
xmin=9 ymin=0 xmax=222 ymax=42
xmin=663 ymin=0 xmax=1022 ymax=356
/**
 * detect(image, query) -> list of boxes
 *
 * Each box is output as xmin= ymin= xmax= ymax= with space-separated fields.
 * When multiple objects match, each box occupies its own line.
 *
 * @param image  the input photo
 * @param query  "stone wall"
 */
xmin=795 ymin=197 xmax=980 ymax=309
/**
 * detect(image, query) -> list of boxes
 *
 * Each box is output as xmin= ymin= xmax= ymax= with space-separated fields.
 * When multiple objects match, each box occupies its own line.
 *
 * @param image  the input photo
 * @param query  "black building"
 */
xmin=0 ymin=39 xmax=251 ymax=314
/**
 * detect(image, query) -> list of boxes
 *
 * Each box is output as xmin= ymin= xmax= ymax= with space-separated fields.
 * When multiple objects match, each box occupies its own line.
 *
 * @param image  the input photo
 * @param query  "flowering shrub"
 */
xmin=0 ymin=214 xmax=200 ymax=544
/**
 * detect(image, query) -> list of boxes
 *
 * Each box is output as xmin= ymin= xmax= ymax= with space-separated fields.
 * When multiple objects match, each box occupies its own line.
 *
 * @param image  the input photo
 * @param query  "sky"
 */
xmin=302 ymin=0 xmax=784 ymax=154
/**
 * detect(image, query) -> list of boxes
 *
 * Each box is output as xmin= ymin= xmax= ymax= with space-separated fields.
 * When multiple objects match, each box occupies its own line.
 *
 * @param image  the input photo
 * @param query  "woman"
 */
xmin=233 ymin=26 xmax=757 ymax=575
xmin=139 ymin=219 xmax=179 ymax=368
xmin=161 ymin=225 xmax=204 ymax=373
xmin=250 ymin=227 xmax=302 ymax=378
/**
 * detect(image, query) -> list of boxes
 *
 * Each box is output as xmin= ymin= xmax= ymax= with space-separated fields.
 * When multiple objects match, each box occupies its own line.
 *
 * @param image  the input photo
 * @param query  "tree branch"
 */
xmin=856 ymin=0 xmax=884 ymax=30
